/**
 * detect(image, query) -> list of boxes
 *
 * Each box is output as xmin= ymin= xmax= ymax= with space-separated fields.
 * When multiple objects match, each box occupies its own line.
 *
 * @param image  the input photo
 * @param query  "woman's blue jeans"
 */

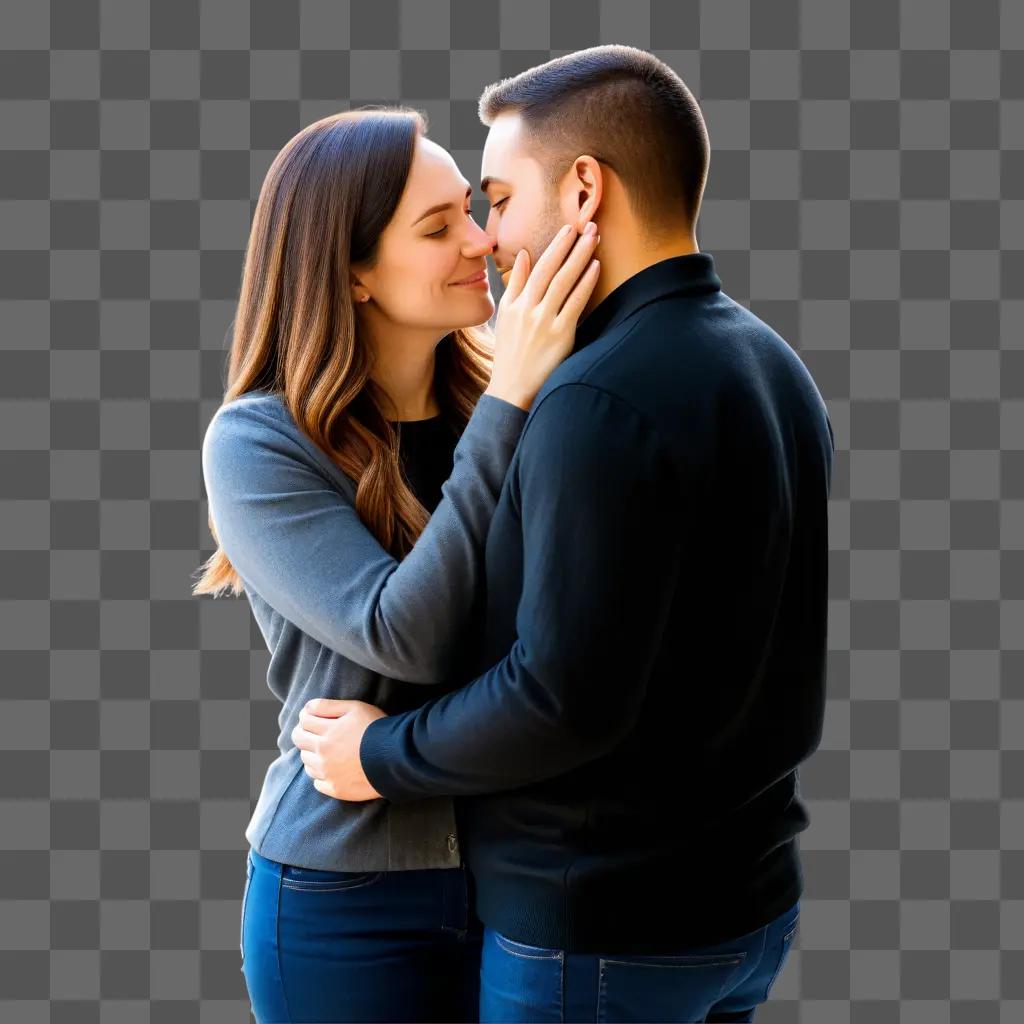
xmin=241 ymin=846 xmax=483 ymax=1023
xmin=478 ymin=898 xmax=801 ymax=1023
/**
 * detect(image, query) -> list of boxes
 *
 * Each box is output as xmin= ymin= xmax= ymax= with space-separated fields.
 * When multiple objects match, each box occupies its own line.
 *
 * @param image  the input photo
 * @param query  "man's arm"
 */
xmin=359 ymin=382 xmax=681 ymax=802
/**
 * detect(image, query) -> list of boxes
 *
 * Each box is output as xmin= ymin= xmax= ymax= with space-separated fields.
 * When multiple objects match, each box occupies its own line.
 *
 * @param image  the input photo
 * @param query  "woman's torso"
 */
xmin=241 ymin=403 xmax=467 ymax=872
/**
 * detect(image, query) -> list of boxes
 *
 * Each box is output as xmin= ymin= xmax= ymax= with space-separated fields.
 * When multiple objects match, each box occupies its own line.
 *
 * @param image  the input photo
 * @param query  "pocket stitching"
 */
xmin=279 ymin=871 xmax=383 ymax=893
xmin=494 ymin=931 xmax=564 ymax=961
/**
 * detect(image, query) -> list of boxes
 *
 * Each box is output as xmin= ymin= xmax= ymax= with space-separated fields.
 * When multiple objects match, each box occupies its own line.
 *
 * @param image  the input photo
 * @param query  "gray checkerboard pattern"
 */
xmin=1 ymin=0 xmax=1022 ymax=1020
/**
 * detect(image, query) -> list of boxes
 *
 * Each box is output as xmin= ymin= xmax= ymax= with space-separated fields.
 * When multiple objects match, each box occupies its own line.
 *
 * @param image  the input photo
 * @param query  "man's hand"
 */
xmin=292 ymin=699 xmax=388 ymax=801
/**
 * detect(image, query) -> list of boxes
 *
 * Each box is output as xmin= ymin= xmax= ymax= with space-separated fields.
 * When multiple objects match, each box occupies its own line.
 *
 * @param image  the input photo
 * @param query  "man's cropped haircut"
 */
xmin=479 ymin=45 xmax=709 ymax=237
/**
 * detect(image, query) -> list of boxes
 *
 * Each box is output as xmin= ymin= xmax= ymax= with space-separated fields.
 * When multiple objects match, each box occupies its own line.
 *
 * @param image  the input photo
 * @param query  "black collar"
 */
xmin=572 ymin=251 xmax=722 ymax=355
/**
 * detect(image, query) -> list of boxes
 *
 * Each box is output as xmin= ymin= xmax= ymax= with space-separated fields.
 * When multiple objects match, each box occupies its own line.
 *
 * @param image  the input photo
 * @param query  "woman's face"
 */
xmin=353 ymin=135 xmax=496 ymax=333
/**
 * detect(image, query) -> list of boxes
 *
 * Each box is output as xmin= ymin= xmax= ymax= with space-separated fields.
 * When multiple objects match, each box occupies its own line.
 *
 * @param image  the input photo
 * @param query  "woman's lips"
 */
xmin=451 ymin=269 xmax=488 ymax=286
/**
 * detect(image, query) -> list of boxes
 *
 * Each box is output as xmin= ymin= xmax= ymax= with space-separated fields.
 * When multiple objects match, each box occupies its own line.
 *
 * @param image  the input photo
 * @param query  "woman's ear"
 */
xmin=350 ymin=276 xmax=371 ymax=305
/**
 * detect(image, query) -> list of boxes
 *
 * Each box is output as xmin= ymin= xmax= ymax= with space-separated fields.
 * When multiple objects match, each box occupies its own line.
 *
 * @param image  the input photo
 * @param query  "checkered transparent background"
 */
xmin=2 ymin=1 xmax=1024 ymax=1021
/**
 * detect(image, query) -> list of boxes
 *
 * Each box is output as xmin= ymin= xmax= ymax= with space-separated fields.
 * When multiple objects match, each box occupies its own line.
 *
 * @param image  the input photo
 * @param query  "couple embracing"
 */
xmin=196 ymin=43 xmax=833 ymax=1024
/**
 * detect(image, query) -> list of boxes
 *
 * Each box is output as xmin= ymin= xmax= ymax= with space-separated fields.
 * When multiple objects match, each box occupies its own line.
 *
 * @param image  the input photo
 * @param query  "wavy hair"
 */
xmin=192 ymin=109 xmax=494 ymax=597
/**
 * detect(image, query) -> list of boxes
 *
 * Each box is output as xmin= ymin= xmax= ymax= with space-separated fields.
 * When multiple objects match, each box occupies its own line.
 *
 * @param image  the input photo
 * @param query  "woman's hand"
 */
xmin=484 ymin=222 xmax=601 ymax=412
xmin=292 ymin=699 xmax=388 ymax=802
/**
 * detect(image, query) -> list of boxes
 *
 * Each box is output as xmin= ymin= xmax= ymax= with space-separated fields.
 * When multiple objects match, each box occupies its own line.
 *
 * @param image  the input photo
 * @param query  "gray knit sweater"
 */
xmin=200 ymin=389 xmax=528 ymax=871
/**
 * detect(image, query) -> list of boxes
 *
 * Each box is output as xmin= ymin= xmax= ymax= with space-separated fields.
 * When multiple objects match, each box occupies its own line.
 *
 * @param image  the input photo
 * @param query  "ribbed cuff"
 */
xmin=360 ymin=712 xmax=416 ymax=805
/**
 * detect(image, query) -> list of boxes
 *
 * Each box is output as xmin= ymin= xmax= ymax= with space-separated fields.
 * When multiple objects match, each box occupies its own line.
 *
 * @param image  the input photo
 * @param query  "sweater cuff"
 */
xmin=457 ymin=392 xmax=528 ymax=457
xmin=360 ymin=712 xmax=418 ymax=805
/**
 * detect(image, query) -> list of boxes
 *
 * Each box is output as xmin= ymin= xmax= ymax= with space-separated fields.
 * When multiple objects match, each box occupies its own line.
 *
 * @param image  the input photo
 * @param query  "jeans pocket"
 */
xmin=493 ymin=931 xmax=564 ymax=961
xmin=481 ymin=929 xmax=564 ymax=1022
xmin=760 ymin=914 xmax=799 ymax=1000
xmin=597 ymin=950 xmax=747 ymax=1024
xmin=279 ymin=865 xmax=384 ymax=893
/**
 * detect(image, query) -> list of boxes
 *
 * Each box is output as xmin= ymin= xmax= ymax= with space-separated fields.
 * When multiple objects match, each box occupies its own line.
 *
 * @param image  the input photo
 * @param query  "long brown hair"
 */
xmin=192 ymin=108 xmax=494 ymax=598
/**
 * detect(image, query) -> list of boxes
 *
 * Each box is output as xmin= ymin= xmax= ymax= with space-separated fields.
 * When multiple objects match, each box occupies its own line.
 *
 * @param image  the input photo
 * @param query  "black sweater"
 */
xmin=361 ymin=252 xmax=835 ymax=954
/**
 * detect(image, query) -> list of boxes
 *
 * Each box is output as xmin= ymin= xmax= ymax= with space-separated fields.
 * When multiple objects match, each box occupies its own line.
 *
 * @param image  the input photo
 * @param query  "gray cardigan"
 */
xmin=200 ymin=389 xmax=528 ymax=871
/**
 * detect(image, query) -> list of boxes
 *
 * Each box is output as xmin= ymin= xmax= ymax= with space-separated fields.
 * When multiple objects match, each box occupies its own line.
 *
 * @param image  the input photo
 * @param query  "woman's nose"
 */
xmin=463 ymin=219 xmax=496 ymax=257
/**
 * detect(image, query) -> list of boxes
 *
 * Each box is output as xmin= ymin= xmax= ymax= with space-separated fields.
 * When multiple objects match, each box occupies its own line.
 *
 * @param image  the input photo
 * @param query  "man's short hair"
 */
xmin=479 ymin=45 xmax=709 ymax=238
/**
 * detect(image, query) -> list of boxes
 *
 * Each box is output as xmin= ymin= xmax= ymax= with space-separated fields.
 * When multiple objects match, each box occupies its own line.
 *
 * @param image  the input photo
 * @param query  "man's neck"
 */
xmin=582 ymin=232 xmax=700 ymax=321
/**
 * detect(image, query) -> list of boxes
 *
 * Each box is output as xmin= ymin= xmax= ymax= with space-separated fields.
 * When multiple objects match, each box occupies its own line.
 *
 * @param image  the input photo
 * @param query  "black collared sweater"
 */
xmin=361 ymin=252 xmax=835 ymax=954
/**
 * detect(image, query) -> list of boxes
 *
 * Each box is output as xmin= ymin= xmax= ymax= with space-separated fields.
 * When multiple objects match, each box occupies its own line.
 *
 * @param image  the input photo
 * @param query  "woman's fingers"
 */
xmin=540 ymin=226 xmax=600 ymax=317
xmin=502 ymin=248 xmax=531 ymax=303
xmin=554 ymin=258 xmax=601 ymax=329
xmin=519 ymin=223 xmax=580 ymax=306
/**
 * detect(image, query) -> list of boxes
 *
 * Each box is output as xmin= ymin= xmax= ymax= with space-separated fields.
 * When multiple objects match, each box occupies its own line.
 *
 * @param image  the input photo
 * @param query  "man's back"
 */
xmin=462 ymin=252 xmax=835 ymax=952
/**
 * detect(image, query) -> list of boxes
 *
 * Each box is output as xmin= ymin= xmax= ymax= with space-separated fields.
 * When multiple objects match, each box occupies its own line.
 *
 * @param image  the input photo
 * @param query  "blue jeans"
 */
xmin=478 ymin=898 xmax=800 ymax=1023
xmin=241 ymin=846 xmax=483 ymax=1023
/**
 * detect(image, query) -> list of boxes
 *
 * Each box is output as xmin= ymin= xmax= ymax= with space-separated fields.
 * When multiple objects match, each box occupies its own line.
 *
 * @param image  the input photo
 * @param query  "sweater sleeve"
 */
xmin=200 ymin=393 xmax=527 ymax=683
xmin=359 ymin=382 xmax=680 ymax=800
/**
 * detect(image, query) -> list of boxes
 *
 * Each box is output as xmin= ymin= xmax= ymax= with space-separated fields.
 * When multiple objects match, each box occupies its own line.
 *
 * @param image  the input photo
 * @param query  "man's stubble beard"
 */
xmin=526 ymin=190 xmax=566 ymax=273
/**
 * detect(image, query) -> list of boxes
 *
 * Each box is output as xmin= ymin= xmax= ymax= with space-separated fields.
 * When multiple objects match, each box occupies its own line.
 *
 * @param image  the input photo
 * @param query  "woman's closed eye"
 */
xmin=425 ymin=207 xmax=475 ymax=238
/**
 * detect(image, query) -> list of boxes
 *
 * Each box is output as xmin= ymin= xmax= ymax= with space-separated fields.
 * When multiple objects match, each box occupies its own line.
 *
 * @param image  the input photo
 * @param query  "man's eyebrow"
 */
xmin=480 ymin=176 xmax=511 ymax=195
xmin=412 ymin=184 xmax=473 ymax=226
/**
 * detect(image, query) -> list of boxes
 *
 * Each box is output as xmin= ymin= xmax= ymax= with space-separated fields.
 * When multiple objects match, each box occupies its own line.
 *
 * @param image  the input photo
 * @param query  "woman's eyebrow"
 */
xmin=412 ymin=184 xmax=473 ymax=226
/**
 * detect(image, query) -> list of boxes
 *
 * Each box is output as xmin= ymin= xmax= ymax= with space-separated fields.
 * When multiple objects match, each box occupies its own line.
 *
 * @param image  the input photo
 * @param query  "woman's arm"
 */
xmin=200 ymin=392 xmax=527 ymax=683
xmin=357 ymin=383 xmax=678 ymax=800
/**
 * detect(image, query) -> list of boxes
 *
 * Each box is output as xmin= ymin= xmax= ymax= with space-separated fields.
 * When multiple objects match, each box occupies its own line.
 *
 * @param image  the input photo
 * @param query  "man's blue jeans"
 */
xmin=478 ymin=898 xmax=800 ymax=1023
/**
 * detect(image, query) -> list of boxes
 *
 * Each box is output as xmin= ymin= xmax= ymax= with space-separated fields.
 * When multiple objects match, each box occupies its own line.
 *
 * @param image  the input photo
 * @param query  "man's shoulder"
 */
xmin=527 ymin=316 xmax=646 ymax=418
xmin=516 ymin=382 xmax=656 ymax=470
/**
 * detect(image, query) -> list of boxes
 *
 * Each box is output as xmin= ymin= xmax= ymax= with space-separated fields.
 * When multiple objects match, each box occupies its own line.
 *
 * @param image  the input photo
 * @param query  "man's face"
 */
xmin=480 ymin=113 xmax=566 ymax=289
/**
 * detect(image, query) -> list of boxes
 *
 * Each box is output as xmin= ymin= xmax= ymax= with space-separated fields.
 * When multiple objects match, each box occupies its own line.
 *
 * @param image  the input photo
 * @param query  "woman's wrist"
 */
xmin=483 ymin=385 xmax=530 ymax=413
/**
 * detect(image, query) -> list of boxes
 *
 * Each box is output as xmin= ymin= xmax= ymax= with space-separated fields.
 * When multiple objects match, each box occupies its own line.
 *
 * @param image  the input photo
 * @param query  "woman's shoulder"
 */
xmin=206 ymin=389 xmax=303 ymax=442
xmin=203 ymin=389 xmax=349 ymax=488
xmin=216 ymin=388 xmax=291 ymax=423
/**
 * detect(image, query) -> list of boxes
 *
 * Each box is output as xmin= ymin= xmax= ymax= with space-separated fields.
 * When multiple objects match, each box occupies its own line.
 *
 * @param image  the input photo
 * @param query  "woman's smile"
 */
xmin=450 ymin=268 xmax=489 ymax=288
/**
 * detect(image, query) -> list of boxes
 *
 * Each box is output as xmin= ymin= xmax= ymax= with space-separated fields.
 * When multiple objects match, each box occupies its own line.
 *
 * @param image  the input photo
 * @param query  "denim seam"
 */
xmin=558 ymin=948 xmax=564 ymax=1021
xmin=275 ymin=864 xmax=293 ymax=1022
xmin=760 ymin=917 xmax=798 ymax=1001
xmin=239 ymin=855 xmax=252 ymax=962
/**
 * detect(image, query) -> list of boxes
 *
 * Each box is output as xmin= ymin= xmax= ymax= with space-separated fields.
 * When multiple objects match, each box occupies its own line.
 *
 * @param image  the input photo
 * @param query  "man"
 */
xmin=294 ymin=44 xmax=834 ymax=1022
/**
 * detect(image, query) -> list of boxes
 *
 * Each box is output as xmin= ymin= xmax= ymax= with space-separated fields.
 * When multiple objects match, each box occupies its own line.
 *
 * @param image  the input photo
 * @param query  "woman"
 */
xmin=192 ymin=108 xmax=599 ymax=1023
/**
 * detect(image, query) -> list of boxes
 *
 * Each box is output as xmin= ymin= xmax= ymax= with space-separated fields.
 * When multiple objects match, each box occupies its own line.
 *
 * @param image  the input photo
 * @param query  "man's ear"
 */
xmin=566 ymin=155 xmax=603 ymax=231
